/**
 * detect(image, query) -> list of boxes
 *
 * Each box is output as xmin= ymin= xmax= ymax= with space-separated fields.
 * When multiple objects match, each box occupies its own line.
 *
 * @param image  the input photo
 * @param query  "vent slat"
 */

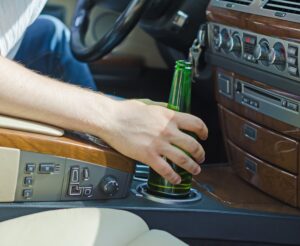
xmin=264 ymin=0 xmax=300 ymax=15
xmin=219 ymin=0 xmax=253 ymax=6
xmin=134 ymin=164 xmax=149 ymax=181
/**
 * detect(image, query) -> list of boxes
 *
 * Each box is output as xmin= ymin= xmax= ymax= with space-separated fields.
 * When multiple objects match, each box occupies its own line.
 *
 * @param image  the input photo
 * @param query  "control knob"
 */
xmin=230 ymin=33 xmax=242 ymax=57
xmin=220 ymin=28 xmax=231 ymax=52
xmin=99 ymin=176 xmax=119 ymax=196
xmin=213 ymin=32 xmax=222 ymax=50
xmin=253 ymin=40 xmax=270 ymax=65
xmin=269 ymin=42 xmax=286 ymax=70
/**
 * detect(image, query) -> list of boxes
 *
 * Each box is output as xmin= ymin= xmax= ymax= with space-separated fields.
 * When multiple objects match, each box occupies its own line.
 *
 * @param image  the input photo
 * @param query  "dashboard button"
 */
xmin=287 ymin=57 xmax=297 ymax=66
xmin=25 ymin=163 xmax=36 ymax=173
xmin=24 ymin=177 xmax=33 ymax=186
xmin=83 ymin=186 xmax=93 ymax=197
xmin=23 ymin=189 xmax=33 ymax=199
xmin=39 ymin=163 xmax=55 ymax=174
xmin=282 ymin=100 xmax=287 ymax=107
xmin=82 ymin=168 xmax=90 ymax=181
xmin=287 ymin=102 xmax=298 ymax=112
xmin=70 ymin=167 xmax=80 ymax=183
xmin=288 ymin=46 xmax=298 ymax=56
xmin=288 ymin=66 xmax=298 ymax=76
xmin=68 ymin=184 xmax=82 ymax=196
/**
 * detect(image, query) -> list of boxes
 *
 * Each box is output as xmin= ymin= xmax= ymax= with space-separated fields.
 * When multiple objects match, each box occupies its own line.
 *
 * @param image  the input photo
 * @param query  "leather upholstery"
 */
xmin=0 ymin=208 xmax=186 ymax=246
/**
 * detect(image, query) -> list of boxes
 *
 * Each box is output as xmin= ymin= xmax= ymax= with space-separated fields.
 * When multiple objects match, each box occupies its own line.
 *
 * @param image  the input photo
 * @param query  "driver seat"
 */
xmin=0 ymin=208 xmax=186 ymax=246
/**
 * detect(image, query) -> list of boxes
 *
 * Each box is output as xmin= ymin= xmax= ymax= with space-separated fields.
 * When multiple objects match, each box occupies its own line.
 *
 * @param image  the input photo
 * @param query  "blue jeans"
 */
xmin=14 ymin=15 xmax=97 ymax=91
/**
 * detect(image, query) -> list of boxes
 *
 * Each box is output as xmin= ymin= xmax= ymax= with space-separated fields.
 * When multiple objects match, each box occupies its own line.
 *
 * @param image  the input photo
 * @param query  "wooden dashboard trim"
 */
xmin=206 ymin=5 xmax=300 ymax=42
xmin=0 ymin=128 xmax=135 ymax=174
xmin=221 ymin=106 xmax=299 ymax=174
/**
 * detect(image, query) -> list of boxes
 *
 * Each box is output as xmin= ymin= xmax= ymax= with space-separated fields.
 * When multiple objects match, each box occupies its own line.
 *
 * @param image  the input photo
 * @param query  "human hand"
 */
xmin=136 ymin=98 xmax=168 ymax=108
xmin=99 ymin=99 xmax=208 ymax=184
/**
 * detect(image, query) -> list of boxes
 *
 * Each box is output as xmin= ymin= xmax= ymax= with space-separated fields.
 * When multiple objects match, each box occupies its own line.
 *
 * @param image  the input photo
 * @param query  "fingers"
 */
xmin=169 ymin=130 xmax=205 ymax=163
xmin=149 ymin=156 xmax=182 ymax=184
xmin=174 ymin=112 xmax=208 ymax=141
xmin=159 ymin=145 xmax=201 ymax=176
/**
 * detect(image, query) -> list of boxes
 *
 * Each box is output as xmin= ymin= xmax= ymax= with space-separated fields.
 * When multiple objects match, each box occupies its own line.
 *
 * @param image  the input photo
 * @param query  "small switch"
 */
xmin=82 ymin=168 xmax=90 ymax=181
xmin=39 ymin=163 xmax=56 ymax=174
xmin=25 ymin=163 xmax=36 ymax=173
xmin=83 ymin=186 xmax=93 ymax=197
xmin=70 ymin=167 xmax=80 ymax=183
xmin=172 ymin=11 xmax=188 ymax=29
xmin=243 ymin=97 xmax=250 ymax=104
xmin=253 ymin=101 xmax=259 ymax=108
xmin=287 ymin=102 xmax=298 ymax=112
xmin=282 ymin=100 xmax=287 ymax=107
xmin=288 ymin=66 xmax=298 ymax=76
xmin=287 ymin=57 xmax=297 ymax=66
xmin=288 ymin=46 xmax=298 ymax=56
xmin=249 ymin=100 xmax=255 ymax=107
xmin=68 ymin=184 xmax=82 ymax=196
xmin=24 ymin=177 xmax=33 ymax=186
xmin=23 ymin=189 xmax=33 ymax=199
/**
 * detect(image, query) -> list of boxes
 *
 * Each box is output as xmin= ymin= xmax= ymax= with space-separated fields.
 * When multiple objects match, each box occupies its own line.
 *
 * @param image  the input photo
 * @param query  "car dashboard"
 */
xmin=1 ymin=0 xmax=300 ymax=245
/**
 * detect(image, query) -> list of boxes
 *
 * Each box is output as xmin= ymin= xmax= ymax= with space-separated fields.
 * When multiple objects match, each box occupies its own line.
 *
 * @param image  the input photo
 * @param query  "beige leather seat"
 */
xmin=0 ymin=208 xmax=187 ymax=246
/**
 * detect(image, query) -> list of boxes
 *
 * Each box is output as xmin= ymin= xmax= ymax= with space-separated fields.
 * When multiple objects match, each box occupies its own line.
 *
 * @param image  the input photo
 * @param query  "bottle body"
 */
xmin=147 ymin=61 xmax=194 ymax=198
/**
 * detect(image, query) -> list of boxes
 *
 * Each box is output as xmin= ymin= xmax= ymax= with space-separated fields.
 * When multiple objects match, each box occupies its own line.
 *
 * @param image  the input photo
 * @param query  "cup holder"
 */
xmin=133 ymin=183 xmax=202 ymax=205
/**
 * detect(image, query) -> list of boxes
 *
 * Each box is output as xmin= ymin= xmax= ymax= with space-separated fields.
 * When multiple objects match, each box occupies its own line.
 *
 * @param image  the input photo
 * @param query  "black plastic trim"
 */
xmin=0 ymin=181 xmax=299 ymax=245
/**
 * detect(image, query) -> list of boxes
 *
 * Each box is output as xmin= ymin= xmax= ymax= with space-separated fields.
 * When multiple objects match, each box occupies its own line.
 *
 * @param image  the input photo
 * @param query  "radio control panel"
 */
xmin=217 ymin=72 xmax=300 ymax=128
xmin=209 ymin=23 xmax=300 ymax=82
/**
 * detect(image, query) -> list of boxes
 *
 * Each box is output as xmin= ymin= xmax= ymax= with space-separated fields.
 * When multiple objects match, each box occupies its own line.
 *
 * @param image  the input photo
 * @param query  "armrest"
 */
xmin=0 ymin=115 xmax=64 ymax=136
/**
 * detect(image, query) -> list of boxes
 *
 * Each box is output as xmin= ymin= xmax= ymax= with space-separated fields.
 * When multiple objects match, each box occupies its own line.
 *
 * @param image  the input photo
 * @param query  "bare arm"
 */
xmin=0 ymin=56 xmax=208 ymax=184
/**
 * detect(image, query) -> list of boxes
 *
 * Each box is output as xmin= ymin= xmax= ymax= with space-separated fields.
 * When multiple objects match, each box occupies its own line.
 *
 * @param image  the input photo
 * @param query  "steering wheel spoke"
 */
xmin=71 ymin=0 xmax=150 ymax=62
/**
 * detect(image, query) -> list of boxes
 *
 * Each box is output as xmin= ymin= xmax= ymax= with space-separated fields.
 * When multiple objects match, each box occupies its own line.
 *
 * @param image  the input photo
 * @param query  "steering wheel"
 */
xmin=71 ymin=0 xmax=150 ymax=62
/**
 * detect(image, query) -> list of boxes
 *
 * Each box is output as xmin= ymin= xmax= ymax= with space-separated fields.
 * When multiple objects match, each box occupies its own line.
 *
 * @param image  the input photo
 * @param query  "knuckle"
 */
xmin=158 ymin=164 xmax=173 ymax=177
xmin=160 ymin=166 xmax=173 ymax=179
xmin=189 ymin=142 xmax=200 ymax=156
xmin=177 ymin=154 xmax=189 ymax=167
xmin=161 ymin=128 xmax=174 ymax=139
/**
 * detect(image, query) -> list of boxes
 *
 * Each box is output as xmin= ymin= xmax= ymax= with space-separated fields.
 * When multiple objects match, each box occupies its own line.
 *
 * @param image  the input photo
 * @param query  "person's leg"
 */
xmin=14 ymin=15 xmax=97 ymax=91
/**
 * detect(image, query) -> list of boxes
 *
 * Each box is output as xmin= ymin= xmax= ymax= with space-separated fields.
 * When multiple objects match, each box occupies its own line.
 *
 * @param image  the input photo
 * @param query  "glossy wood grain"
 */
xmin=221 ymin=106 xmax=298 ymax=174
xmin=215 ymin=68 xmax=300 ymax=140
xmin=206 ymin=5 xmax=300 ymax=42
xmin=194 ymin=165 xmax=300 ymax=215
xmin=228 ymin=140 xmax=298 ymax=207
xmin=0 ymin=128 xmax=135 ymax=173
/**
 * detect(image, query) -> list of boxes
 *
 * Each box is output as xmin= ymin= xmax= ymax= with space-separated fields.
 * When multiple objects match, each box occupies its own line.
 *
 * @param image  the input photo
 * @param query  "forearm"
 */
xmin=0 ymin=56 xmax=208 ymax=185
xmin=0 ymin=56 xmax=115 ymax=136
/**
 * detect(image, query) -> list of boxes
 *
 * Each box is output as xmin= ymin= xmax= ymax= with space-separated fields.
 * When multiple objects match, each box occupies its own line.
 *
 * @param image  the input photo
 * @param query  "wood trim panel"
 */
xmin=228 ymin=140 xmax=298 ymax=207
xmin=0 ymin=128 xmax=135 ymax=174
xmin=206 ymin=5 xmax=300 ymax=42
xmin=194 ymin=166 xmax=300 ymax=215
xmin=221 ymin=106 xmax=298 ymax=174
xmin=215 ymin=68 xmax=300 ymax=140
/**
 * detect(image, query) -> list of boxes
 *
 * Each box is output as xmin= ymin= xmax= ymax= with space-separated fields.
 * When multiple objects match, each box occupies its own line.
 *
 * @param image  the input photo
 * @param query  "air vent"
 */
xmin=263 ymin=0 xmax=300 ymax=15
xmin=134 ymin=163 xmax=149 ymax=181
xmin=219 ymin=0 xmax=253 ymax=6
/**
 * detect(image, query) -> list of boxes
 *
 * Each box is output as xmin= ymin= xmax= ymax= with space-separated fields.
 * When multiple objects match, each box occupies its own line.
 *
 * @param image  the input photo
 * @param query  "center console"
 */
xmin=206 ymin=1 xmax=300 ymax=208
xmin=0 ymin=117 xmax=134 ymax=203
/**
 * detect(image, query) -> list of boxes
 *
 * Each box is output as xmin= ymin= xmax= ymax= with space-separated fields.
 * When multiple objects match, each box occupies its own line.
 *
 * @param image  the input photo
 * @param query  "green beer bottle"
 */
xmin=147 ymin=60 xmax=194 ymax=198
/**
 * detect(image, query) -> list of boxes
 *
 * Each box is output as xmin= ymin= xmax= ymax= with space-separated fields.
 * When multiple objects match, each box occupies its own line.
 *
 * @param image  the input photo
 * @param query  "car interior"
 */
xmin=0 ymin=0 xmax=300 ymax=245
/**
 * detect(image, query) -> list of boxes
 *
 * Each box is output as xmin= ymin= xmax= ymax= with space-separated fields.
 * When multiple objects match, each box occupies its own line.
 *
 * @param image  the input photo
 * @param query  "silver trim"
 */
xmin=133 ymin=183 xmax=202 ymax=205
xmin=208 ymin=23 xmax=300 ymax=82
xmin=234 ymin=79 xmax=300 ymax=128
xmin=210 ymin=0 xmax=300 ymax=24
